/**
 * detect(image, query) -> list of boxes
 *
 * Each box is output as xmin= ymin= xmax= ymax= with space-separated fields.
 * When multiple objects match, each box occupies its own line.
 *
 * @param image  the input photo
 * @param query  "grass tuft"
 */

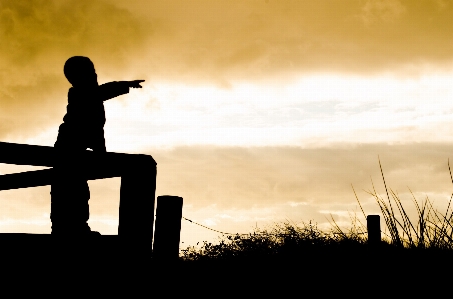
xmin=360 ymin=158 xmax=453 ymax=249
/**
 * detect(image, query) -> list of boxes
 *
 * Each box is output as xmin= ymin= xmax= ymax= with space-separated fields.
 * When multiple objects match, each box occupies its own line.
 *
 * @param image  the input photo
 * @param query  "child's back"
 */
xmin=55 ymin=82 xmax=129 ymax=152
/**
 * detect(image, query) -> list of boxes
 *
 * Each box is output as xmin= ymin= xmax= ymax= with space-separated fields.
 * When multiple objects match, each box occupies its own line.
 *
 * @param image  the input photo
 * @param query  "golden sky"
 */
xmin=1 ymin=0 xmax=453 ymax=246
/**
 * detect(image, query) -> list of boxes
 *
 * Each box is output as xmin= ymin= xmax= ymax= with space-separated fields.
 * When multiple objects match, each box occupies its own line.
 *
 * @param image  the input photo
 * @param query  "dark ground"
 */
xmin=2 ymin=233 xmax=452 ymax=294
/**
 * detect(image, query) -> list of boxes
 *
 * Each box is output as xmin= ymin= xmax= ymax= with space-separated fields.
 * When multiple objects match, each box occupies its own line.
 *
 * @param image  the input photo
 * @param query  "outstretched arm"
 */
xmin=98 ymin=80 xmax=145 ymax=102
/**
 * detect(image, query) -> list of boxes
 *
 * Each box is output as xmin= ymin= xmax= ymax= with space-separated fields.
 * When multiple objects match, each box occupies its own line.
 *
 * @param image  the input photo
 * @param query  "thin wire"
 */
xmin=332 ymin=232 xmax=367 ymax=235
xmin=182 ymin=216 xmax=370 ymax=237
xmin=182 ymin=216 xmax=416 ymax=249
xmin=182 ymin=217 xmax=298 ymax=237
xmin=182 ymin=216 xmax=249 ymax=236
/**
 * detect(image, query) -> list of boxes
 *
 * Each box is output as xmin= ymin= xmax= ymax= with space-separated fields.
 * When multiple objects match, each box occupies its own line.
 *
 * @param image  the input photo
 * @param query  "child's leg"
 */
xmin=50 ymin=150 xmax=92 ymax=235
xmin=51 ymin=176 xmax=91 ymax=234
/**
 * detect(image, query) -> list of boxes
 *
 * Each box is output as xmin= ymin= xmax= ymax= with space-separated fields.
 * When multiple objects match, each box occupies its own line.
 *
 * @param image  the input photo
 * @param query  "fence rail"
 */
xmin=0 ymin=141 xmax=157 ymax=256
xmin=0 ymin=142 xmax=155 ymax=190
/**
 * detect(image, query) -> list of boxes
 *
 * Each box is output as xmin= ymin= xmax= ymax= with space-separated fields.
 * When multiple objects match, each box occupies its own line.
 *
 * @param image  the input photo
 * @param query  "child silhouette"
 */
xmin=51 ymin=56 xmax=144 ymax=235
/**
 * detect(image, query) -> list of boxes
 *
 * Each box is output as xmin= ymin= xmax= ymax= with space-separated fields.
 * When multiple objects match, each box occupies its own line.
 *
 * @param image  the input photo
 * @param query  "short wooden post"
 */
xmin=367 ymin=215 xmax=381 ymax=245
xmin=152 ymin=195 xmax=183 ymax=260
xmin=118 ymin=156 xmax=157 ymax=256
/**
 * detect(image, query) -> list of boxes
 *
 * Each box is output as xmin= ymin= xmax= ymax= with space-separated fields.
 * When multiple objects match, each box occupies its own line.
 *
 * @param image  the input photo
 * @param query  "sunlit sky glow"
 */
xmin=1 ymin=0 xmax=453 ymax=247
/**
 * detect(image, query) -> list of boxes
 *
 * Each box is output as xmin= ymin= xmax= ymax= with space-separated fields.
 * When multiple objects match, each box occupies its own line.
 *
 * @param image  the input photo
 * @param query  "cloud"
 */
xmin=111 ymin=0 xmax=453 ymax=82
xmin=0 ymin=0 xmax=147 ymax=70
xmin=360 ymin=0 xmax=407 ymax=25
xmin=149 ymin=143 xmax=453 ymax=210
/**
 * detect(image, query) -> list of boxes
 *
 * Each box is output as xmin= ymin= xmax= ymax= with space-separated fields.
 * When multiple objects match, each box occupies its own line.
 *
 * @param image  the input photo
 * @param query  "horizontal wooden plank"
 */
xmin=0 ymin=169 xmax=52 ymax=190
xmin=0 ymin=142 xmax=55 ymax=167
xmin=0 ymin=168 xmax=120 ymax=191
xmin=0 ymin=141 xmax=156 ymax=167
xmin=0 ymin=142 xmax=156 ymax=190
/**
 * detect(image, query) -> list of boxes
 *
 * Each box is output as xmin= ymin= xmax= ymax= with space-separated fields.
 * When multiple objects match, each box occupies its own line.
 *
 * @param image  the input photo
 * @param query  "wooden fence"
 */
xmin=0 ymin=141 xmax=157 ymax=256
xmin=0 ymin=141 xmax=382 ymax=259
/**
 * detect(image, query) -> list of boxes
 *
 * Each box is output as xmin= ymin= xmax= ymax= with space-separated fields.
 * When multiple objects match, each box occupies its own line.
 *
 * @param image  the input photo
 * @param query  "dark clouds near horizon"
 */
xmin=150 ymin=142 xmax=453 ymax=210
xmin=1 ymin=0 xmax=453 ymax=138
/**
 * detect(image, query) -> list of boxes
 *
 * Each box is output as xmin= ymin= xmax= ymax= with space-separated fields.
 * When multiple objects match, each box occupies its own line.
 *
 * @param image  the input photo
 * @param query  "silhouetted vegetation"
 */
xmin=181 ymin=221 xmax=369 ymax=262
xmin=354 ymin=158 xmax=453 ymax=250
xmin=181 ymin=159 xmax=453 ymax=262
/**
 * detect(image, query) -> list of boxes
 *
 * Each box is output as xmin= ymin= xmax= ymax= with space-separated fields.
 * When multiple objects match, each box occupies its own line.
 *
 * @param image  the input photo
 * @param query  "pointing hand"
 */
xmin=129 ymin=80 xmax=145 ymax=88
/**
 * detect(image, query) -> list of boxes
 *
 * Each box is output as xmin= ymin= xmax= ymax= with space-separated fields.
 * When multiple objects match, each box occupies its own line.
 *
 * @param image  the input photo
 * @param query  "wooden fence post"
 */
xmin=367 ymin=215 xmax=381 ymax=245
xmin=152 ymin=195 xmax=183 ymax=260
xmin=118 ymin=156 xmax=157 ymax=257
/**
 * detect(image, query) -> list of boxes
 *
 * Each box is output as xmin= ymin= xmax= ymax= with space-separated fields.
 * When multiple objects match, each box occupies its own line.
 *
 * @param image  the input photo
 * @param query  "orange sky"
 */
xmin=1 ymin=0 xmax=453 ymax=247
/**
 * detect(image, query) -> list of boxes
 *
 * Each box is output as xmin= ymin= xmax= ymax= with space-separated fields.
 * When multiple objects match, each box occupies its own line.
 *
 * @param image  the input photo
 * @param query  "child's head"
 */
xmin=64 ymin=56 xmax=98 ymax=87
